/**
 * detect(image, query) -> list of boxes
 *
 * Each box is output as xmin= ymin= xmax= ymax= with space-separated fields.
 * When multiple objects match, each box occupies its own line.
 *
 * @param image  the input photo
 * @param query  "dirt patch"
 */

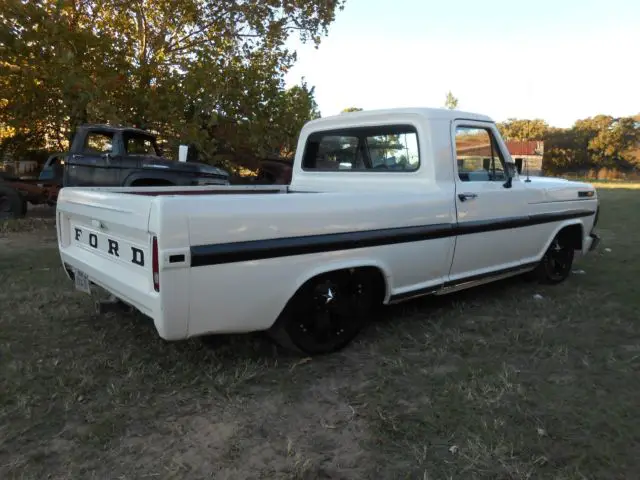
xmin=107 ymin=374 xmax=371 ymax=479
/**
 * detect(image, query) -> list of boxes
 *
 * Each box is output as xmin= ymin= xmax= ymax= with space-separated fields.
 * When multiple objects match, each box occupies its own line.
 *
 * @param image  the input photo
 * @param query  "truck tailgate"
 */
xmin=56 ymin=188 xmax=159 ymax=318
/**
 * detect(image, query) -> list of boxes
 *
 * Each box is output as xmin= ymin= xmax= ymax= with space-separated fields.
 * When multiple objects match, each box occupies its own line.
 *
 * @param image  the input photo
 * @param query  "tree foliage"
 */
xmin=543 ymin=115 xmax=640 ymax=173
xmin=444 ymin=91 xmax=458 ymax=110
xmin=341 ymin=107 xmax=363 ymax=113
xmin=494 ymin=114 xmax=639 ymax=175
xmin=496 ymin=118 xmax=549 ymax=141
xmin=0 ymin=0 xmax=345 ymax=171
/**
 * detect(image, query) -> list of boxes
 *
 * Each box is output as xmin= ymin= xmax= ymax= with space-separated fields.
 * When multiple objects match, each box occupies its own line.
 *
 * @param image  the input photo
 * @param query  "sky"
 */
xmin=284 ymin=0 xmax=640 ymax=128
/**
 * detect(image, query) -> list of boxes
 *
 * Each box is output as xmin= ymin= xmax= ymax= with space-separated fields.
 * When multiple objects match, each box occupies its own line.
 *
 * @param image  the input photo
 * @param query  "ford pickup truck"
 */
xmin=55 ymin=107 xmax=601 ymax=355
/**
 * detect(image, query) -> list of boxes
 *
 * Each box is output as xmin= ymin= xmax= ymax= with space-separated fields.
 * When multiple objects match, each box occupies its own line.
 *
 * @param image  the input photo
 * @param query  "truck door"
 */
xmin=448 ymin=120 xmax=532 ymax=282
xmin=117 ymin=131 xmax=160 ymax=184
xmin=67 ymin=129 xmax=120 ymax=186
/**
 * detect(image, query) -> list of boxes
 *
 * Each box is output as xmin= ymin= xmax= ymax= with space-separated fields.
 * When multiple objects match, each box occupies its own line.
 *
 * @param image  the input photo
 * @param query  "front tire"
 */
xmin=268 ymin=269 xmax=380 ymax=355
xmin=533 ymin=234 xmax=575 ymax=284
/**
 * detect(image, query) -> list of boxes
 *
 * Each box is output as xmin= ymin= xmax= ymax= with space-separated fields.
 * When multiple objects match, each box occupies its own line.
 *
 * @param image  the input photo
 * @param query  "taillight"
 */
xmin=152 ymin=235 xmax=159 ymax=292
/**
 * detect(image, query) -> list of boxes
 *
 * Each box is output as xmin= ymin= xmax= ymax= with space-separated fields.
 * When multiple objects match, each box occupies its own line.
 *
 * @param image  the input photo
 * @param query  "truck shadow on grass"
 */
xmin=97 ymin=271 xmax=551 ymax=366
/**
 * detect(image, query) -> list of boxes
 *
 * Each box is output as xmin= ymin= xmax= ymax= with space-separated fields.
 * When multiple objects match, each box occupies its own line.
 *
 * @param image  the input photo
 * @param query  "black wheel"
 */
xmin=0 ymin=185 xmax=25 ymax=220
xmin=269 ymin=269 xmax=381 ymax=355
xmin=533 ymin=234 xmax=575 ymax=284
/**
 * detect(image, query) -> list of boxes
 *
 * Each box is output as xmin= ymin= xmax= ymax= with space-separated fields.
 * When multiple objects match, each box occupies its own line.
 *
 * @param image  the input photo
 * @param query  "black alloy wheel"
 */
xmin=535 ymin=235 xmax=575 ymax=284
xmin=270 ymin=270 xmax=379 ymax=355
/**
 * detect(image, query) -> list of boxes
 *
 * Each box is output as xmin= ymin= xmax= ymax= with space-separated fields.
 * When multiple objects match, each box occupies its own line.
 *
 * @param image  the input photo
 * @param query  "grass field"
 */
xmin=1 ymin=188 xmax=639 ymax=479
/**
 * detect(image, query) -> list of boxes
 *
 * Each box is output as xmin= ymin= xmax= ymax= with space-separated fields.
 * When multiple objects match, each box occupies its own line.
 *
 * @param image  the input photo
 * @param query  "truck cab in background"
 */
xmin=63 ymin=124 xmax=229 ymax=187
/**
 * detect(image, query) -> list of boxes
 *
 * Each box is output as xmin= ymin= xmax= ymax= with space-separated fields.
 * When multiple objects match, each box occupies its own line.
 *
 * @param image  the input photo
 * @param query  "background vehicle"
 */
xmin=0 ymin=124 xmax=229 ymax=220
xmin=63 ymin=125 xmax=229 ymax=188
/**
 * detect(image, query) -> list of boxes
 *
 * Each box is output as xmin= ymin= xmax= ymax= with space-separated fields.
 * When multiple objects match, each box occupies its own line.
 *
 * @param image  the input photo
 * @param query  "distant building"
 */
xmin=505 ymin=140 xmax=544 ymax=176
xmin=456 ymin=140 xmax=544 ymax=176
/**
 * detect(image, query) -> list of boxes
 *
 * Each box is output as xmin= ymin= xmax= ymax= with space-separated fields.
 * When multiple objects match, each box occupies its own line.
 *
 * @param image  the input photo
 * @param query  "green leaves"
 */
xmin=496 ymin=119 xmax=549 ymax=141
xmin=444 ymin=91 xmax=458 ymax=110
xmin=0 ymin=0 xmax=345 ymax=169
xmin=543 ymin=115 xmax=640 ymax=173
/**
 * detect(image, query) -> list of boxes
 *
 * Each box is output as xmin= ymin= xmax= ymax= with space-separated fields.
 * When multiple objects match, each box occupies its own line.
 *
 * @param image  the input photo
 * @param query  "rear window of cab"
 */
xmin=302 ymin=124 xmax=420 ymax=172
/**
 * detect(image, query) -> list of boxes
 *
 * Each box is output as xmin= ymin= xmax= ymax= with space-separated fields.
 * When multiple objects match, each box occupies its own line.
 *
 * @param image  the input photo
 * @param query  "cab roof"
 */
xmin=304 ymin=107 xmax=494 ymax=130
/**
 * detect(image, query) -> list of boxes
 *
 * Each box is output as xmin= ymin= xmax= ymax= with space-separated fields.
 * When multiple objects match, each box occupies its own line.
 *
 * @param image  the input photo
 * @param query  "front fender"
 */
xmin=536 ymin=220 xmax=584 ymax=260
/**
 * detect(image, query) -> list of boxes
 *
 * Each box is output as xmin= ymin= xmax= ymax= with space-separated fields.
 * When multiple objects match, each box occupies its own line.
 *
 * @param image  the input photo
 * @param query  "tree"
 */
xmin=341 ymin=107 xmax=363 ymax=113
xmin=496 ymin=118 xmax=549 ymax=141
xmin=542 ymin=115 xmax=640 ymax=174
xmin=444 ymin=91 xmax=458 ymax=110
xmin=0 ymin=0 xmax=345 ymax=172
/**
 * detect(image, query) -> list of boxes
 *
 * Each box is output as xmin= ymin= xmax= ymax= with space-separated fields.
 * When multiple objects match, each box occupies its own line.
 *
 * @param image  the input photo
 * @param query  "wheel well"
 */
xmin=558 ymin=223 xmax=583 ymax=250
xmin=298 ymin=266 xmax=387 ymax=303
xmin=357 ymin=266 xmax=387 ymax=304
xmin=130 ymin=178 xmax=174 ymax=187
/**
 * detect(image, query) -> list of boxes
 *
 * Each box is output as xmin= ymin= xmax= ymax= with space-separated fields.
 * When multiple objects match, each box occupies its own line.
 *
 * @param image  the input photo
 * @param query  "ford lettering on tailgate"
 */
xmin=72 ymin=225 xmax=146 ymax=267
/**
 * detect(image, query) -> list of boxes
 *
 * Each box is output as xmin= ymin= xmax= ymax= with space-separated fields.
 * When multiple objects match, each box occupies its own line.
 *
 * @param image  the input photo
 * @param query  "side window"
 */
xmin=124 ymin=135 xmax=158 ymax=156
xmin=302 ymin=125 xmax=420 ymax=172
xmin=84 ymin=132 xmax=114 ymax=154
xmin=455 ymin=126 xmax=506 ymax=182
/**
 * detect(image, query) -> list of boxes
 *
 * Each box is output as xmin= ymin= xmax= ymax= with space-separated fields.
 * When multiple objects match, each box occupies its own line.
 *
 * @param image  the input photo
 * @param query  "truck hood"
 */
xmin=523 ymin=175 xmax=596 ymax=203
xmin=141 ymin=157 xmax=229 ymax=179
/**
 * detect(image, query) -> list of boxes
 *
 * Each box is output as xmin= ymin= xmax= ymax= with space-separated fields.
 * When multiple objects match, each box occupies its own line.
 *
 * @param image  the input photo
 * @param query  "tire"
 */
xmin=533 ymin=233 xmax=575 ymax=284
xmin=268 ymin=269 xmax=380 ymax=355
xmin=0 ymin=185 xmax=25 ymax=220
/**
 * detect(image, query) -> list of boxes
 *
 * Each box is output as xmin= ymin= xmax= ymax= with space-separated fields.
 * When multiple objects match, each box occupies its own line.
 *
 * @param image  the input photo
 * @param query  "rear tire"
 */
xmin=533 ymin=233 xmax=575 ymax=284
xmin=268 ymin=269 xmax=381 ymax=355
xmin=0 ymin=185 xmax=25 ymax=220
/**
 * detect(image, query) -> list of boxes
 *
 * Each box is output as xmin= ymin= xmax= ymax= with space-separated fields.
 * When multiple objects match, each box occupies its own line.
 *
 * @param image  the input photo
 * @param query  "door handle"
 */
xmin=458 ymin=193 xmax=478 ymax=202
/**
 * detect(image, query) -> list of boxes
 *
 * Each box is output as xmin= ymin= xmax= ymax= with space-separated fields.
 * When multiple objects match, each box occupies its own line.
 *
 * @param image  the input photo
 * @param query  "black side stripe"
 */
xmin=190 ymin=209 xmax=595 ymax=267
xmin=455 ymin=209 xmax=594 ymax=235
xmin=190 ymin=223 xmax=454 ymax=267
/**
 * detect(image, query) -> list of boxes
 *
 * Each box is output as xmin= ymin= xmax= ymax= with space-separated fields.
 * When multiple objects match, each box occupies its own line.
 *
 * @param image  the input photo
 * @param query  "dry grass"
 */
xmin=1 ymin=189 xmax=639 ymax=479
xmin=594 ymin=182 xmax=640 ymax=189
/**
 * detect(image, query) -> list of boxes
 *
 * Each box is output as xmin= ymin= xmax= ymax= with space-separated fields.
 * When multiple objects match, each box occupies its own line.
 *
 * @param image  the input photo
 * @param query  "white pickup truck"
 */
xmin=56 ymin=107 xmax=601 ymax=355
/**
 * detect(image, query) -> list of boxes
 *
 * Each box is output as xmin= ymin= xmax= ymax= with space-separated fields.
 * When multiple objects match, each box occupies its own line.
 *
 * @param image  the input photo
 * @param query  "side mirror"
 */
xmin=503 ymin=162 xmax=516 ymax=189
